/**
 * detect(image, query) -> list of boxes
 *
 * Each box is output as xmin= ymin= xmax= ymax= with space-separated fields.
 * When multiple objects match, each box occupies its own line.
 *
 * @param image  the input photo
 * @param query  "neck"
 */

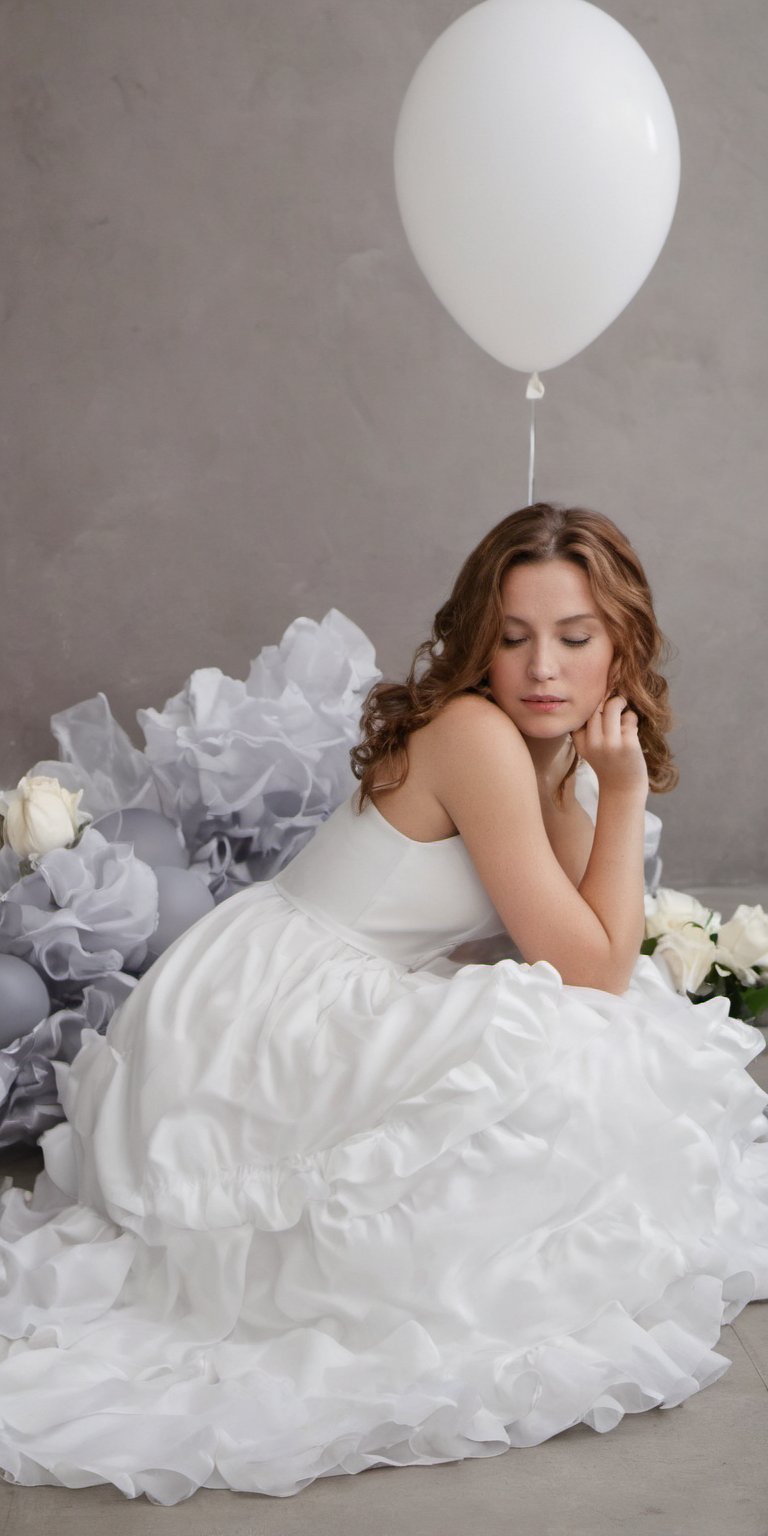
xmin=523 ymin=733 xmax=576 ymax=798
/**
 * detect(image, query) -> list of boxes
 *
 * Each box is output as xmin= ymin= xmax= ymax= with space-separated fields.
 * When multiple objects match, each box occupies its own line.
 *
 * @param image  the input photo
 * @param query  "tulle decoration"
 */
xmin=137 ymin=609 xmax=381 ymax=870
xmin=0 ymin=611 xmax=381 ymax=1146
xmin=0 ymin=975 xmax=136 ymax=1150
xmin=0 ymin=834 xmax=158 ymax=1148
xmin=43 ymin=693 xmax=164 ymax=824
xmin=0 ymin=831 xmax=158 ymax=991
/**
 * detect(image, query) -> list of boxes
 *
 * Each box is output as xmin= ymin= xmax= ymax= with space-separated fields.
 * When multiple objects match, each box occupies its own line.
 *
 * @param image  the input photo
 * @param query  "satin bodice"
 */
xmin=273 ymin=789 xmax=504 ymax=970
xmin=271 ymin=759 xmax=635 ymax=972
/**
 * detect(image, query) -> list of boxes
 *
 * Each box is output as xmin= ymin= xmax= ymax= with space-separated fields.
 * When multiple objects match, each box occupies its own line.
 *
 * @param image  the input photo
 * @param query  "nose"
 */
xmin=527 ymin=644 xmax=559 ymax=680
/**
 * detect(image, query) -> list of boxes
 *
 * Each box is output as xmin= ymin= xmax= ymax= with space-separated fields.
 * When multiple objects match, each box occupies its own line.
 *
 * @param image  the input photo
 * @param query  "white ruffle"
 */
xmin=0 ymin=912 xmax=765 ymax=1504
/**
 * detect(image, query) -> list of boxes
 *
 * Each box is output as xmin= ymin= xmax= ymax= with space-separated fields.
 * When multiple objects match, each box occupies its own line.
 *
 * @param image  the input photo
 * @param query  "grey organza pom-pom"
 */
xmin=0 ymin=610 xmax=381 ymax=1146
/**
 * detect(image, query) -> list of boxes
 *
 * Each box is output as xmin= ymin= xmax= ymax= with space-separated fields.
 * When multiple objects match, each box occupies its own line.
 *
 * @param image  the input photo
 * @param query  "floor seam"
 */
xmin=731 ymin=1320 xmax=768 ymax=1392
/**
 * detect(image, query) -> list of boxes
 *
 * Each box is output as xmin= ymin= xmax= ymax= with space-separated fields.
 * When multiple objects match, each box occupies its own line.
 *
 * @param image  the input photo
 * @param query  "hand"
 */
xmin=571 ymin=693 xmax=648 ymax=796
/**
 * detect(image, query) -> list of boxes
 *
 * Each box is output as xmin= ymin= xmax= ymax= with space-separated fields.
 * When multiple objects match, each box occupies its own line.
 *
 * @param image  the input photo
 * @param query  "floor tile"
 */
xmin=732 ymin=1299 xmax=768 ymax=1389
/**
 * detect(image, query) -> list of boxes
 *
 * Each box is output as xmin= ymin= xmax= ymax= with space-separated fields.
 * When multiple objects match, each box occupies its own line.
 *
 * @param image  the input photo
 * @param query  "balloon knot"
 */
xmin=526 ymin=372 xmax=545 ymax=400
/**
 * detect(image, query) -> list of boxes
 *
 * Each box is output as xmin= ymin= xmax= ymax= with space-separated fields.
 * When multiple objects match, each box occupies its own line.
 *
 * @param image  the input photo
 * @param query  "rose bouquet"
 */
xmin=642 ymin=888 xmax=768 ymax=1025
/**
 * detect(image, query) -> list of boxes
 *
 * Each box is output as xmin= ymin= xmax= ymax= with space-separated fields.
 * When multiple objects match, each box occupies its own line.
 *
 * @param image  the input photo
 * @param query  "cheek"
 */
xmin=586 ymin=650 xmax=611 ymax=681
xmin=487 ymin=651 xmax=518 ymax=689
xmin=585 ymin=645 xmax=615 ymax=692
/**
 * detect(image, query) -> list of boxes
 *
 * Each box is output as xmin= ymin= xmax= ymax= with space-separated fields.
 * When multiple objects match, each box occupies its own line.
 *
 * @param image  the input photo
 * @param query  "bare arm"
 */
xmin=576 ymin=786 xmax=646 ymax=977
xmin=571 ymin=691 xmax=648 ymax=975
xmin=429 ymin=694 xmax=647 ymax=994
xmin=538 ymin=789 xmax=595 ymax=888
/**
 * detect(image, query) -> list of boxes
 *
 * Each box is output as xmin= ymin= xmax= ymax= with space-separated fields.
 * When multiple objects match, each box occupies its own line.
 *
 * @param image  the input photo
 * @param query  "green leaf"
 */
xmin=743 ymin=983 xmax=768 ymax=1014
xmin=640 ymin=936 xmax=659 ymax=956
xmin=699 ymin=966 xmax=727 ymax=996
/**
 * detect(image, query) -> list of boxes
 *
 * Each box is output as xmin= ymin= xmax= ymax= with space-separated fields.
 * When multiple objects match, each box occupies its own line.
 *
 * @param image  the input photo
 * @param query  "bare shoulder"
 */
xmin=424 ymin=692 xmax=532 ymax=767
xmin=408 ymin=694 xmax=538 ymax=829
xmin=433 ymin=692 xmax=505 ymax=726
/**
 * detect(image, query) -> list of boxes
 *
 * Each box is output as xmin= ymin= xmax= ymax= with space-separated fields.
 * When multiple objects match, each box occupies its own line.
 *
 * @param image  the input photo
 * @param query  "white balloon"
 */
xmin=394 ymin=0 xmax=680 ymax=372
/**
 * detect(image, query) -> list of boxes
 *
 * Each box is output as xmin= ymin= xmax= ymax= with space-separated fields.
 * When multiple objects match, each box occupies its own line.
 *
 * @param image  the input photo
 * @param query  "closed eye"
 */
xmin=501 ymin=637 xmax=591 ymax=648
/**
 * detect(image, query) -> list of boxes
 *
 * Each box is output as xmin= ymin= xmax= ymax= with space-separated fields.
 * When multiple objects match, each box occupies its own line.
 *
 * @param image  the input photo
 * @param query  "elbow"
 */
xmin=589 ymin=952 xmax=637 ymax=995
xmin=517 ymin=928 xmax=640 ymax=994
xmin=601 ymin=971 xmax=633 ymax=997
xmin=603 ymin=934 xmax=645 ymax=995
xmin=561 ymin=966 xmax=632 ymax=995
xmin=556 ymin=949 xmax=636 ymax=995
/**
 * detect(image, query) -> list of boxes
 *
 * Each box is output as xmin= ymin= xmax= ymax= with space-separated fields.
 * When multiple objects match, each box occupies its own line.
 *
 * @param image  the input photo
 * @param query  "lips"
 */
xmin=521 ymin=695 xmax=566 ymax=702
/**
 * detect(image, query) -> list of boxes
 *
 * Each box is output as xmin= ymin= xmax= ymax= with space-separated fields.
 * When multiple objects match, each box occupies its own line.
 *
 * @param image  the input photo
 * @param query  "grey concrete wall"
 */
xmin=1 ymin=0 xmax=766 ymax=886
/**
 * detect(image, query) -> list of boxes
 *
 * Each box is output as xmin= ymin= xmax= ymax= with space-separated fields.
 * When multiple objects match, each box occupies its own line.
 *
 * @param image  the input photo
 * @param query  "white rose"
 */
xmin=644 ymin=887 xmax=720 ymax=941
xmin=653 ymin=925 xmax=718 ymax=995
xmin=714 ymin=904 xmax=768 ymax=986
xmin=0 ymin=774 xmax=90 ymax=863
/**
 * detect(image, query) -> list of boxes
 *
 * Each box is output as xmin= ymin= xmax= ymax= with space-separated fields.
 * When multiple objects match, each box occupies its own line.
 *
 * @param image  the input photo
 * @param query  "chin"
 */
xmin=519 ymin=719 xmax=571 ymax=735
xmin=510 ymin=712 xmax=572 ymax=735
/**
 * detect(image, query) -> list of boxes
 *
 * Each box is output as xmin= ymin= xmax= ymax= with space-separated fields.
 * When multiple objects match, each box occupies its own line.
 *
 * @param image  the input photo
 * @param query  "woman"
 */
xmin=0 ymin=503 xmax=765 ymax=1505
xmin=352 ymin=501 xmax=662 ymax=991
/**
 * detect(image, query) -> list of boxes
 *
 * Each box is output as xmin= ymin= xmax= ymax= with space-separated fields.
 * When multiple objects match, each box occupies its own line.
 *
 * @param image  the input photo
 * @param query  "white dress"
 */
xmin=0 ymin=766 xmax=766 ymax=1504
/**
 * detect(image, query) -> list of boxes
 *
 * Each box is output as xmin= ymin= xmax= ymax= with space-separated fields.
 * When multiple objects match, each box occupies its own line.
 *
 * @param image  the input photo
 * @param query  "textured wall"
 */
xmin=1 ymin=0 xmax=766 ymax=885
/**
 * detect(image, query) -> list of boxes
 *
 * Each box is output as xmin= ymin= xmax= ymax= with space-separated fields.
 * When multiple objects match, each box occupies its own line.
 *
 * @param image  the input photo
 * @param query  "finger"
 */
xmin=593 ymin=693 xmax=623 ymax=732
xmin=577 ymin=702 xmax=606 ymax=742
xmin=601 ymin=694 xmax=627 ymax=745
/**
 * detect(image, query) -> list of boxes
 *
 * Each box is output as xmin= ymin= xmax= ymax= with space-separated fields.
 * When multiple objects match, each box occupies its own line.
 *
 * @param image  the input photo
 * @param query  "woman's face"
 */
xmin=486 ymin=558 xmax=617 ymax=739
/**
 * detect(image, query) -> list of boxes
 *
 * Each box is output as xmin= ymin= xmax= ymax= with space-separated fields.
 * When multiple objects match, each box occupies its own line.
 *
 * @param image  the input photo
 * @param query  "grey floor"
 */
xmin=1 ymin=883 xmax=767 ymax=1535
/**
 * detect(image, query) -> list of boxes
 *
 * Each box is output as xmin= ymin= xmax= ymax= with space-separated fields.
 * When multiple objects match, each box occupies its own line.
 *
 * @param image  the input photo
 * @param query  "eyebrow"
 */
xmin=503 ymin=612 xmax=599 ymax=624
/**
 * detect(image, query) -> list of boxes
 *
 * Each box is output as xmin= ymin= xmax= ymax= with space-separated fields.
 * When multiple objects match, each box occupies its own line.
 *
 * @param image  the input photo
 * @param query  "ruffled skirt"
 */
xmin=0 ymin=882 xmax=766 ymax=1503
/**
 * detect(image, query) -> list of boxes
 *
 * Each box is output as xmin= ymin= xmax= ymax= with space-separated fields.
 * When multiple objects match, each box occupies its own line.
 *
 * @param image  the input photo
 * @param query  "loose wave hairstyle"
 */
xmin=350 ymin=502 xmax=678 ymax=811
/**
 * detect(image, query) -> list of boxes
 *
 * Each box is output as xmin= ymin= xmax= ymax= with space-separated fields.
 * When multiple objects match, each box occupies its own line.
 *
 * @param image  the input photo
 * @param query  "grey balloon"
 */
xmin=146 ymin=866 xmax=215 ymax=959
xmin=0 ymin=955 xmax=51 ymax=1047
xmin=92 ymin=808 xmax=190 ymax=870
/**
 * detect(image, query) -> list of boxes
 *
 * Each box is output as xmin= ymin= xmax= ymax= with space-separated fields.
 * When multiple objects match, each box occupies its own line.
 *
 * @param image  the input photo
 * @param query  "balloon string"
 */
xmin=528 ymin=398 xmax=536 ymax=504
xmin=525 ymin=372 xmax=545 ymax=505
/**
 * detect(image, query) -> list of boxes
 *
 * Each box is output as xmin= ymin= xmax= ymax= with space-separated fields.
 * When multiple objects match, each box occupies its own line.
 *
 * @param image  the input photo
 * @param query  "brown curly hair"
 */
xmin=350 ymin=502 xmax=678 ymax=811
